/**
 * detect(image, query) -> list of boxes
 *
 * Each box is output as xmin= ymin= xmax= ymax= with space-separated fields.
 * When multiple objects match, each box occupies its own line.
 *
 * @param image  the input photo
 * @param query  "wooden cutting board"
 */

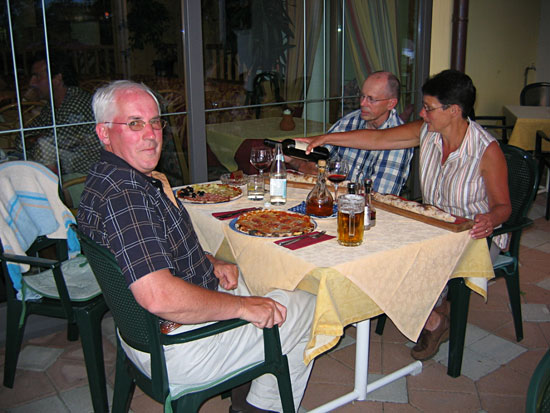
xmin=372 ymin=200 xmax=474 ymax=232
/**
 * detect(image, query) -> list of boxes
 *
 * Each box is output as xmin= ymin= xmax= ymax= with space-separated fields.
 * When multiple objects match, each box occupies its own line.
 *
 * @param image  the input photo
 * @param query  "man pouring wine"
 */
xmin=285 ymin=71 xmax=413 ymax=196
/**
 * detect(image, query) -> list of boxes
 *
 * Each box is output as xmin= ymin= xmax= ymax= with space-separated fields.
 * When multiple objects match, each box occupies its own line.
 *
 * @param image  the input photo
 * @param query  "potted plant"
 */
xmin=126 ymin=0 xmax=176 ymax=76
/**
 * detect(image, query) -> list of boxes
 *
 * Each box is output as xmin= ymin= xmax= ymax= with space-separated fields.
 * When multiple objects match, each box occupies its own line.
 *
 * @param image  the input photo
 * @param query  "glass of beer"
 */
xmin=337 ymin=194 xmax=365 ymax=246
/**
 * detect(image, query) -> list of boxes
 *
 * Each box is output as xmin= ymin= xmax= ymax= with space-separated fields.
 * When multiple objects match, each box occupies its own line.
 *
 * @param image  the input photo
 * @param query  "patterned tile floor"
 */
xmin=0 ymin=196 xmax=549 ymax=413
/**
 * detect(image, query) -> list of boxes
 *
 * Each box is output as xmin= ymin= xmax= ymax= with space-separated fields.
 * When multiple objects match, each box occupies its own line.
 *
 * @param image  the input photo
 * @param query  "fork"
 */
xmin=279 ymin=231 xmax=327 ymax=247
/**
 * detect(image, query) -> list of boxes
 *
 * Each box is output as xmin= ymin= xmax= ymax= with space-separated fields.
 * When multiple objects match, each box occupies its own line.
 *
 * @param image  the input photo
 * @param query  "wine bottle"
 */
xmin=364 ymin=178 xmax=376 ymax=229
xmin=270 ymin=143 xmax=287 ymax=205
xmin=263 ymin=138 xmax=329 ymax=162
xmin=305 ymin=159 xmax=334 ymax=217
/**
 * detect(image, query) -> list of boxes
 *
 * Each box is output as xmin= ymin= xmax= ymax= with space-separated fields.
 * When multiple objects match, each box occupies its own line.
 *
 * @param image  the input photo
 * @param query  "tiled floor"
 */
xmin=1 ymin=196 xmax=549 ymax=413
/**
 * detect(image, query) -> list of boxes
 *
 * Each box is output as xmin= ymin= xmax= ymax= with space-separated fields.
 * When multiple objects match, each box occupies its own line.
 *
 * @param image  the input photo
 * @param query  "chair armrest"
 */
xmin=161 ymin=318 xmax=249 ymax=345
xmin=0 ymin=252 xmax=60 ymax=270
xmin=493 ymin=217 xmax=533 ymax=237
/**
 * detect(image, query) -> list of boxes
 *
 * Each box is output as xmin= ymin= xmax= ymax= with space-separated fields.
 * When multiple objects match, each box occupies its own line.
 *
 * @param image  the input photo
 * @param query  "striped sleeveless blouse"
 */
xmin=419 ymin=120 xmax=496 ymax=219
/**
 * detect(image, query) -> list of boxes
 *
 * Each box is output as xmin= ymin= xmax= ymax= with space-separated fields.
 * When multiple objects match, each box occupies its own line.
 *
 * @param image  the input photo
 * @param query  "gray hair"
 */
xmin=92 ymin=80 xmax=160 ymax=123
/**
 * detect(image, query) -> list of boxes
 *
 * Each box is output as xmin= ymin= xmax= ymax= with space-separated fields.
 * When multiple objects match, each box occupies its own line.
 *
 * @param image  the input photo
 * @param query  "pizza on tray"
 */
xmin=234 ymin=209 xmax=315 ymax=237
xmin=372 ymin=193 xmax=456 ymax=223
xmin=176 ymin=183 xmax=242 ymax=204
xmin=287 ymin=171 xmax=317 ymax=185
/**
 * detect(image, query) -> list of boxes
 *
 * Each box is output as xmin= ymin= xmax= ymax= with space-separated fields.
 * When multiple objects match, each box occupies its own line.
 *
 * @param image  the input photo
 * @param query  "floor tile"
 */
xmin=59 ymin=384 xmax=114 ymax=413
xmin=17 ymin=345 xmax=64 ymax=371
xmin=408 ymin=388 xmax=481 ymax=412
xmin=522 ymin=302 xmax=550 ymax=322
xmin=468 ymin=333 xmax=527 ymax=365
xmin=365 ymin=373 xmax=408 ymax=403
xmin=0 ymin=370 xmax=56 ymax=408
xmin=7 ymin=395 xmax=70 ymax=413
xmin=537 ymin=277 xmax=550 ymax=290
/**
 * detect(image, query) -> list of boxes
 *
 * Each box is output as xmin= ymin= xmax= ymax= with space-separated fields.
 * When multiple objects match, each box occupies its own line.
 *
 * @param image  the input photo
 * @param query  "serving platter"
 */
xmin=372 ymin=199 xmax=473 ymax=232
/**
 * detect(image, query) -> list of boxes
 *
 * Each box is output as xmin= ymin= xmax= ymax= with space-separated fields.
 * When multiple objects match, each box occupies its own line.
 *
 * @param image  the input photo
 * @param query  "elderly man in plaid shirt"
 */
xmin=288 ymin=71 xmax=413 ymax=195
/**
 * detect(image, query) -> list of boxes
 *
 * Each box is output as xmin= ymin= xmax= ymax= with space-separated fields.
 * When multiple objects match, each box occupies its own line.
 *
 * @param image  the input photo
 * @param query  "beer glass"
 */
xmin=337 ymin=194 xmax=365 ymax=246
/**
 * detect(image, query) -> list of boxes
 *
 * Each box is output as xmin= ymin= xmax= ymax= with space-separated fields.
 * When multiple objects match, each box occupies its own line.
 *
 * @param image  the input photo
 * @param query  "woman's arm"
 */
xmin=470 ymin=141 xmax=512 ymax=239
xmin=301 ymin=119 xmax=424 ymax=153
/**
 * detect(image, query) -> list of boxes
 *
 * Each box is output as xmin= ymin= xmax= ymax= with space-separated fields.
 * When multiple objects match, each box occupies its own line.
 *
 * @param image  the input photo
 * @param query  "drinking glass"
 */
xmin=250 ymin=146 xmax=273 ymax=177
xmin=337 ymin=194 xmax=365 ymax=246
xmin=327 ymin=159 xmax=349 ymax=200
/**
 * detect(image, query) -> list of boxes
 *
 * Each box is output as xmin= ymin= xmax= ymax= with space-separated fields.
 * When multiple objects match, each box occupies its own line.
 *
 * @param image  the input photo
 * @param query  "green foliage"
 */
xmin=127 ymin=0 xmax=170 ymax=51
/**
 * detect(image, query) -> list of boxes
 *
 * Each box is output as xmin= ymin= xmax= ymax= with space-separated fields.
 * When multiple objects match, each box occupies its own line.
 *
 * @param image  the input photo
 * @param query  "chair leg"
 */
xmin=447 ymin=278 xmax=471 ymax=378
xmin=375 ymin=314 xmax=387 ymax=335
xmin=74 ymin=306 xmax=109 ymax=413
xmin=67 ymin=321 xmax=79 ymax=341
xmin=3 ymin=301 xmax=28 ymax=388
xmin=274 ymin=354 xmax=296 ymax=413
xmin=112 ymin=345 xmax=136 ymax=413
xmin=503 ymin=268 xmax=524 ymax=342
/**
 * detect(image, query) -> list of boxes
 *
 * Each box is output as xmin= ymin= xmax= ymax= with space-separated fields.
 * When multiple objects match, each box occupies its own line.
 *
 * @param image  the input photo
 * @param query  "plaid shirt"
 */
xmin=325 ymin=108 xmax=413 ymax=195
xmin=19 ymin=87 xmax=101 ymax=175
xmin=77 ymin=150 xmax=218 ymax=290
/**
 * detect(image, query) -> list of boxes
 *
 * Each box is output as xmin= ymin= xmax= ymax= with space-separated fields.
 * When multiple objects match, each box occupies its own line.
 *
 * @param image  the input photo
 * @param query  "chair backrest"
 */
xmin=75 ymin=227 xmax=159 ymax=353
xmin=501 ymin=144 xmax=539 ymax=226
xmin=499 ymin=145 xmax=540 ymax=256
xmin=520 ymin=82 xmax=550 ymax=106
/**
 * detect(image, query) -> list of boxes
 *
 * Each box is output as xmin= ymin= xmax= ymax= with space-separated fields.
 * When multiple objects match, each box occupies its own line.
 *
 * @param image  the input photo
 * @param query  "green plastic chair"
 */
xmin=0 ymin=161 xmax=109 ymax=412
xmin=447 ymin=144 xmax=540 ymax=377
xmin=75 ymin=226 xmax=296 ymax=413
xmin=1 ymin=236 xmax=109 ymax=412
xmin=526 ymin=349 xmax=550 ymax=413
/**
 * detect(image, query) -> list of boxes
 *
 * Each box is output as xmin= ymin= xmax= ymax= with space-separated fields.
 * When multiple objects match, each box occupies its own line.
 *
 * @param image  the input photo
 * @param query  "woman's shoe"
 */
xmin=411 ymin=315 xmax=450 ymax=361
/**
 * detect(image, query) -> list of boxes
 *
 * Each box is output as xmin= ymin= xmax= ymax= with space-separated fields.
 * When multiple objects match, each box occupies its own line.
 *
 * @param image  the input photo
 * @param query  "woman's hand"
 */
xmin=470 ymin=213 xmax=495 ymax=239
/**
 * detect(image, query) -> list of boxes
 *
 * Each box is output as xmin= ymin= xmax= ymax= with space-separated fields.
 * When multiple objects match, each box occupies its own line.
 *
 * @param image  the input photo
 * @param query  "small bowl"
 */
xmin=220 ymin=173 xmax=247 ymax=186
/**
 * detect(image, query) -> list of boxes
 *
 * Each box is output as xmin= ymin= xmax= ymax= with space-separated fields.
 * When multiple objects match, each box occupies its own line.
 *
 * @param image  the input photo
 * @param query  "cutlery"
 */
xmin=279 ymin=231 xmax=327 ymax=247
xmin=215 ymin=207 xmax=260 ymax=219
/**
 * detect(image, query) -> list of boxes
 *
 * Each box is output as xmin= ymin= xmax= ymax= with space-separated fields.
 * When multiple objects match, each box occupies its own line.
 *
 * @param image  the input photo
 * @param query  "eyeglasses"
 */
xmin=422 ymin=104 xmax=449 ymax=113
xmin=104 ymin=118 xmax=167 ymax=131
xmin=359 ymin=94 xmax=393 ymax=104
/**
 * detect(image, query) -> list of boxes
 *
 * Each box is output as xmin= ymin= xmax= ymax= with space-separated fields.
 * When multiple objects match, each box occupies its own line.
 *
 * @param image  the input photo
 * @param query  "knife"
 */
xmin=215 ymin=207 xmax=260 ymax=219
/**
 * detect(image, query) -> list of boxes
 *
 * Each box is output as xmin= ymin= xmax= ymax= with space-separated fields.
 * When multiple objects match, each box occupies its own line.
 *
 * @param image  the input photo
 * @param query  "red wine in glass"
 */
xmin=327 ymin=174 xmax=346 ymax=184
xmin=251 ymin=160 xmax=272 ymax=171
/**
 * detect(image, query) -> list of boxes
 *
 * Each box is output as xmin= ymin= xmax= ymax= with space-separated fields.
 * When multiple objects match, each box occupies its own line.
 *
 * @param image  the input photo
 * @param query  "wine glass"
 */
xmin=327 ymin=159 xmax=349 ymax=200
xmin=249 ymin=146 xmax=273 ymax=177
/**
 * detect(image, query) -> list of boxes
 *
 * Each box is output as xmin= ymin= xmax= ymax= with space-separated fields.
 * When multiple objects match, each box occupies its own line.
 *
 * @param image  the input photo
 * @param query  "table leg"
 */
xmin=308 ymin=320 xmax=423 ymax=412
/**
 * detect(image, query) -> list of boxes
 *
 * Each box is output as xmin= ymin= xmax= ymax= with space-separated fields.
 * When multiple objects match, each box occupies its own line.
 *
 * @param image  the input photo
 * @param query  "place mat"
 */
xmin=274 ymin=231 xmax=335 ymax=250
xmin=289 ymin=201 xmax=338 ymax=219
xmin=212 ymin=207 xmax=260 ymax=220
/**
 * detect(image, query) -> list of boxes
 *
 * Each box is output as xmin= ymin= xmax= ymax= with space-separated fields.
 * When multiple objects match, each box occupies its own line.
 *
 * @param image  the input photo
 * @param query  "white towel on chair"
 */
xmin=0 ymin=161 xmax=79 ymax=292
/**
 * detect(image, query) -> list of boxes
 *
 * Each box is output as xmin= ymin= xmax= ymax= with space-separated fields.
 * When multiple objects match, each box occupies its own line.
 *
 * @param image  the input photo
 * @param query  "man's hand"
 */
xmin=239 ymin=296 xmax=287 ymax=328
xmin=207 ymin=255 xmax=239 ymax=290
xmin=296 ymin=135 xmax=327 ymax=154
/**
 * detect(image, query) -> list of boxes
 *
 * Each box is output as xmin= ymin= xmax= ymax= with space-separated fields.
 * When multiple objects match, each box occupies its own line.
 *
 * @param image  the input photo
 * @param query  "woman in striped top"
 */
xmin=301 ymin=69 xmax=512 ymax=361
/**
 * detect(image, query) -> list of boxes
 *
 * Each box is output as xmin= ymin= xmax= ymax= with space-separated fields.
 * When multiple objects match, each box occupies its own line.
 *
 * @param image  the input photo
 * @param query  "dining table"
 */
xmin=177 ymin=183 xmax=495 ymax=412
xmin=503 ymin=105 xmax=550 ymax=151
xmin=206 ymin=117 xmax=327 ymax=173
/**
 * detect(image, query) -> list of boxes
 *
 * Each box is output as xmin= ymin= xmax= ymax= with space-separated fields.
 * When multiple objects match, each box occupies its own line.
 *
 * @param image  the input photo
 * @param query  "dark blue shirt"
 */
xmin=77 ymin=149 xmax=218 ymax=290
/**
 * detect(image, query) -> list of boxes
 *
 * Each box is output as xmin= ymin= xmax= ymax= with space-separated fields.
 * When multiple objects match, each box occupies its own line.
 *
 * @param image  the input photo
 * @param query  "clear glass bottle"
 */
xmin=364 ymin=178 xmax=376 ymax=229
xmin=306 ymin=159 xmax=334 ymax=216
xmin=270 ymin=143 xmax=287 ymax=205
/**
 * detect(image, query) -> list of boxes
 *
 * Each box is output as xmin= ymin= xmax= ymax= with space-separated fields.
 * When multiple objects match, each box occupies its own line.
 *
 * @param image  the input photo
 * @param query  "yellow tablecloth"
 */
xmin=206 ymin=117 xmax=327 ymax=172
xmin=180 ymin=185 xmax=494 ymax=364
xmin=504 ymin=105 xmax=550 ymax=151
